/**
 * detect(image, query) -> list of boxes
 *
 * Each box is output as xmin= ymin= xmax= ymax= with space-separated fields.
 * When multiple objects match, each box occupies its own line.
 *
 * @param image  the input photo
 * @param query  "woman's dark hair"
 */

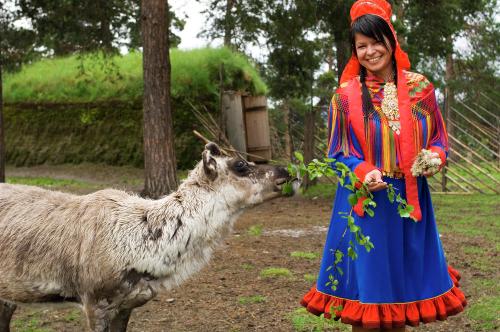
xmin=350 ymin=14 xmax=397 ymax=116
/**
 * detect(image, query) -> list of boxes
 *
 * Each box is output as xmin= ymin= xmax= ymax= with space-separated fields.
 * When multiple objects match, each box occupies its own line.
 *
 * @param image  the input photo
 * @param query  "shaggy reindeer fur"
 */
xmin=0 ymin=143 xmax=289 ymax=332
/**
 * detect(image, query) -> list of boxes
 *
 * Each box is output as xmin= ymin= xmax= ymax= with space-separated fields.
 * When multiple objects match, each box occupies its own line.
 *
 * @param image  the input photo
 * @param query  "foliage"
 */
xmin=287 ymin=151 xmax=413 ymax=291
xmin=197 ymin=0 xmax=265 ymax=52
xmin=263 ymin=1 xmax=321 ymax=101
xmin=15 ymin=0 xmax=183 ymax=55
xmin=0 ymin=5 xmax=38 ymax=72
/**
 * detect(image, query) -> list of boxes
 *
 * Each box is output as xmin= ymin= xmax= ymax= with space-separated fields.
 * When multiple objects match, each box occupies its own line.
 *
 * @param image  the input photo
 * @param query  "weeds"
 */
xmin=247 ymin=225 xmax=263 ymax=236
xmin=289 ymin=307 xmax=349 ymax=332
xmin=291 ymin=251 xmax=319 ymax=260
xmin=260 ymin=267 xmax=293 ymax=279
xmin=238 ymin=295 xmax=267 ymax=305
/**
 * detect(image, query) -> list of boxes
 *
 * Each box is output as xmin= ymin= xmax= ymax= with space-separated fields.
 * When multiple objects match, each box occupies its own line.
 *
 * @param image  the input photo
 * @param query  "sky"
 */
xmin=172 ymin=0 xmax=218 ymax=50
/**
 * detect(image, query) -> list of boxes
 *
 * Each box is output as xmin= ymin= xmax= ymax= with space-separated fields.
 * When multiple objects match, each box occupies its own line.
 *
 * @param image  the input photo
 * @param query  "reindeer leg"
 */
xmin=109 ymin=309 xmax=132 ymax=332
xmin=0 ymin=299 xmax=17 ymax=332
xmin=83 ymin=299 xmax=114 ymax=332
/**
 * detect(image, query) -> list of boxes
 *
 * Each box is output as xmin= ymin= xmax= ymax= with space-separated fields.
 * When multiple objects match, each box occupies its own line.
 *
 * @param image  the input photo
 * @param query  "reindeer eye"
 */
xmin=234 ymin=160 xmax=249 ymax=173
xmin=236 ymin=160 xmax=247 ymax=169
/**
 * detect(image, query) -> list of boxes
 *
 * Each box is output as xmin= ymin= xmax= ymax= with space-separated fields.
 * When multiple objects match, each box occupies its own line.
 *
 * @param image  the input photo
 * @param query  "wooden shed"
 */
xmin=222 ymin=92 xmax=272 ymax=162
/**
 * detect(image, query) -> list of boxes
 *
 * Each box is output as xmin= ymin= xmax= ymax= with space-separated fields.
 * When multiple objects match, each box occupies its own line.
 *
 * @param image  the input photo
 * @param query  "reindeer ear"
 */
xmin=204 ymin=142 xmax=221 ymax=156
xmin=202 ymin=148 xmax=218 ymax=181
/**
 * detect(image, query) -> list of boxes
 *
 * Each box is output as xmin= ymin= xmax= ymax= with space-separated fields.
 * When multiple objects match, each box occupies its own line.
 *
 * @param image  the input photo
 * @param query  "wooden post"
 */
xmin=283 ymin=99 xmax=292 ymax=161
xmin=222 ymin=92 xmax=246 ymax=154
xmin=219 ymin=63 xmax=226 ymax=143
xmin=442 ymin=50 xmax=454 ymax=193
xmin=0 ymin=57 xmax=4 ymax=183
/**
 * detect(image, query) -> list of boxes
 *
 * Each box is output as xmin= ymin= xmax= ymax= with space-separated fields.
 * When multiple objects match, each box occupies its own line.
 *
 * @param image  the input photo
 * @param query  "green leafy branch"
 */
xmin=284 ymin=152 xmax=413 ymax=292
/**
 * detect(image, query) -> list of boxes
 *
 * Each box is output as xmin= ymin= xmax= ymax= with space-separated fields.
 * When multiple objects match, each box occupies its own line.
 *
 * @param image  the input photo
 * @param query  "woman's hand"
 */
xmin=422 ymin=152 xmax=441 ymax=177
xmin=363 ymin=169 xmax=388 ymax=192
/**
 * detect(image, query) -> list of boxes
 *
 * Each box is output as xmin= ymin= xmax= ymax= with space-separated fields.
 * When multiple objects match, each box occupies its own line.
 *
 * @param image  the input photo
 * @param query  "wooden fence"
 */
xmin=427 ymin=92 xmax=500 ymax=194
xmin=282 ymin=93 xmax=500 ymax=194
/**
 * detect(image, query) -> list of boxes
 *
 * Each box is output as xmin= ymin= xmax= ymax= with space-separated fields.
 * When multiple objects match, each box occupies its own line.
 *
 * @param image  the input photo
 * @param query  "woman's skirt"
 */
xmin=301 ymin=177 xmax=466 ymax=329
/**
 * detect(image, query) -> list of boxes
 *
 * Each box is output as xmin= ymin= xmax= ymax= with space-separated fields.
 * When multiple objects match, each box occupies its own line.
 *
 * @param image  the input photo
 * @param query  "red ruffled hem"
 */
xmin=300 ymin=266 xmax=467 ymax=329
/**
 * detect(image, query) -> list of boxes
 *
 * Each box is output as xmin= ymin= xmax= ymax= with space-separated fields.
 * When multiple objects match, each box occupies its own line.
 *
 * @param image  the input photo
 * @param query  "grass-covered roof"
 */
xmin=3 ymin=47 xmax=267 ymax=104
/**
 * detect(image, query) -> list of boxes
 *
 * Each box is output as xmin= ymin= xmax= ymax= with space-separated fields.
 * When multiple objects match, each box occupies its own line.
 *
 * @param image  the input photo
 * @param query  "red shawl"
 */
xmin=342 ymin=0 xmax=422 ymax=221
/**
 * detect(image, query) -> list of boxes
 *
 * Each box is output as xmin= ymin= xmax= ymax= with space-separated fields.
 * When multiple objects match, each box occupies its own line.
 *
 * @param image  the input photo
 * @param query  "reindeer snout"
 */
xmin=273 ymin=167 xmax=292 ymax=190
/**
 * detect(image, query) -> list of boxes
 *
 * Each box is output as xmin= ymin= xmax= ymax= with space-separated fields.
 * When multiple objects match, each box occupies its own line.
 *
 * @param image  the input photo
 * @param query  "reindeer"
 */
xmin=0 ymin=143 xmax=290 ymax=332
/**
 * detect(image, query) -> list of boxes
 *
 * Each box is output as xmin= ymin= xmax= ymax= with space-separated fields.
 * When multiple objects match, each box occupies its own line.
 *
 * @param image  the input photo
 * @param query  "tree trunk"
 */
xmin=98 ymin=0 xmax=114 ymax=53
xmin=141 ymin=0 xmax=178 ymax=198
xmin=334 ymin=30 xmax=351 ymax=83
xmin=283 ymin=100 xmax=292 ymax=161
xmin=224 ymin=0 xmax=235 ymax=48
xmin=332 ymin=1 xmax=352 ymax=82
xmin=0 ymin=60 xmax=5 ymax=183
xmin=303 ymin=108 xmax=316 ymax=188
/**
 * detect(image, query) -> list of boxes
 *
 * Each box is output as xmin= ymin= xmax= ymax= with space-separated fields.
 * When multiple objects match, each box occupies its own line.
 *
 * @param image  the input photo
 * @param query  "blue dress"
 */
xmin=301 ymin=73 xmax=466 ymax=329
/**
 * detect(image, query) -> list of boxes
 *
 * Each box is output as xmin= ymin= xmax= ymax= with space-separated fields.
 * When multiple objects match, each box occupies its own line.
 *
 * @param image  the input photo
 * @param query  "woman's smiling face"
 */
xmin=354 ymin=33 xmax=393 ymax=79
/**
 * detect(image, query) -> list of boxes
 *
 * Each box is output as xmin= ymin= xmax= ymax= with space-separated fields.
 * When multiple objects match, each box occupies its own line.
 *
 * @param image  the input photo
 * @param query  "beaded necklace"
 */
xmin=381 ymin=72 xmax=400 ymax=134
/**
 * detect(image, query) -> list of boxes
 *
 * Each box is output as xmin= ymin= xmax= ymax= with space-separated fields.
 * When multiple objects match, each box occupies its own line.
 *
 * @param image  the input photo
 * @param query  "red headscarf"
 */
xmin=342 ymin=0 xmax=422 ymax=221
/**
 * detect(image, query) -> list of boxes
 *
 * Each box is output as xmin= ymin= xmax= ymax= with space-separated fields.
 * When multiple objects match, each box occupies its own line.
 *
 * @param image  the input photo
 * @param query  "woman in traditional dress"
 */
xmin=301 ymin=1 xmax=466 ymax=331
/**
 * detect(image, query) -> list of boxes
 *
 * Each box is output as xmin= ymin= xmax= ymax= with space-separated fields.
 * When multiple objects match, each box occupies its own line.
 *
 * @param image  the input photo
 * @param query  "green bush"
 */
xmin=4 ymin=48 xmax=267 ymax=169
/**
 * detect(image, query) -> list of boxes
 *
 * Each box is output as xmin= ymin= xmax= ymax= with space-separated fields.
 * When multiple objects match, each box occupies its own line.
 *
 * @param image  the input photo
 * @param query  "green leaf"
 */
xmin=334 ymin=250 xmax=344 ymax=264
xmin=387 ymin=189 xmax=395 ymax=203
xmin=347 ymin=215 xmax=355 ymax=226
xmin=336 ymin=266 xmax=344 ymax=276
xmin=365 ymin=208 xmax=375 ymax=217
xmin=294 ymin=151 xmax=304 ymax=162
xmin=348 ymin=193 xmax=358 ymax=206
xmin=349 ymin=224 xmax=360 ymax=233
xmin=281 ymin=182 xmax=294 ymax=196
xmin=348 ymin=247 xmax=358 ymax=260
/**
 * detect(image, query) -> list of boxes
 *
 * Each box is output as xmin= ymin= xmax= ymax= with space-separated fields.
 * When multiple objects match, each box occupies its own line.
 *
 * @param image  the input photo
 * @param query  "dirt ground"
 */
xmin=5 ymin=166 xmax=484 ymax=332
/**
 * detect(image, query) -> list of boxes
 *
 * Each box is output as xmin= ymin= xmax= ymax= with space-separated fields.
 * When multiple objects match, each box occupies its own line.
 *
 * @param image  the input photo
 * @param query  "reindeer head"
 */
xmin=199 ymin=142 xmax=291 ymax=207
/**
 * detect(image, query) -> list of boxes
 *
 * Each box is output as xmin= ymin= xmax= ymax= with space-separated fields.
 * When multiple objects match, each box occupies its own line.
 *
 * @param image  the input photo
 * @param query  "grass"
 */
xmin=241 ymin=263 xmax=255 ymax=270
xmin=247 ymin=225 xmax=263 ymax=236
xmin=12 ymin=312 xmax=53 ymax=332
xmin=63 ymin=309 xmax=81 ymax=322
xmin=260 ymin=267 xmax=293 ymax=279
xmin=237 ymin=295 xmax=267 ymax=305
xmin=4 ymin=48 xmax=267 ymax=104
xmin=433 ymin=194 xmax=499 ymax=241
xmin=291 ymin=251 xmax=319 ymax=260
xmin=462 ymin=246 xmax=485 ymax=255
xmin=466 ymin=296 xmax=500 ymax=331
xmin=304 ymin=274 xmax=318 ymax=283
xmin=471 ymin=278 xmax=500 ymax=294
xmin=7 ymin=176 xmax=98 ymax=191
xmin=303 ymin=182 xmax=337 ymax=199
xmin=289 ymin=308 xmax=349 ymax=332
